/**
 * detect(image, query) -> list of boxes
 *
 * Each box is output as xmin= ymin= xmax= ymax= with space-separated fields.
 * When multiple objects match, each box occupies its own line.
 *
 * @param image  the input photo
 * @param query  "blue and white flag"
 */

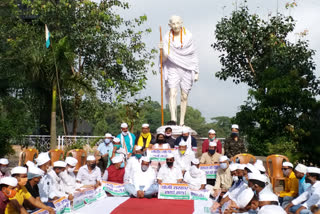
xmin=45 ymin=24 xmax=50 ymax=48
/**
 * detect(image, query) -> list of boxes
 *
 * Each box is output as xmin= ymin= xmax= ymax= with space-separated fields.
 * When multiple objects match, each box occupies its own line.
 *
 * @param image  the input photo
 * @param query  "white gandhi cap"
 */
xmin=87 ymin=155 xmax=95 ymax=161
xmin=113 ymin=138 xmax=120 ymax=143
xmin=219 ymin=156 xmax=229 ymax=162
xmin=142 ymin=124 xmax=149 ymax=128
xmin=208 ymin=129 xmax=216 ymax=134
xmin=141 ymin=156 xmax=150 ymax=162
xmin=0 ymin=158 xmax=9 ymax=165
xmin=307 ymin=167 xmax=320 ymax=174
xmin=28 ymin=166 xmax=44 ymax=176
xmin=283 ymin=162 xmax=293 ymax=168
xmin=112 ymin=155 xmax=123 ymax=164
xmin=231 ymin=124 xmax=239 ymax=129
xmin=105 ymin=133 xmax=113 ymax=138
xmin=121 ymin=123 xmax=128 ymax=128
xmin=236 ymin=188 xmax=254 ymax=208
xmin=295 ymin=163 xmax=307 ymax=174
xmin=11 ymin=166 xmax=27 ymax=175
xmin=35 ymin=152 xmax=51 ymax=166
xmin=182 ymin=127 xmax=190 ymax=134
xmin=65 ymin=157 xmax=78 ymax=167
xmin=0 ymin=177 xmax=18 ymax=187
xmin=248 ymin=172 xmax=268 ymax=183
xmin=259 ymin=190 xmax=279 ymax=202
xmin=53 ymin=161 xmax=67 ymax=168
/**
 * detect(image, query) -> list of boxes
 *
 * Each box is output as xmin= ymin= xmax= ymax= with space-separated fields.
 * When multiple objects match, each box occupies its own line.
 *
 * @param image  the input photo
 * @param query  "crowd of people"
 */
xmin=0 ymin=123 xmax=319 ymax=214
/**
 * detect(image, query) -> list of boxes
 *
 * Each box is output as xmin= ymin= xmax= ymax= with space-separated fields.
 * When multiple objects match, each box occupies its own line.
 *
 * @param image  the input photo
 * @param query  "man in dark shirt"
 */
xmin=164 ymin=127 xmax=176 ymax=148
xmin=174 ymin=127 xmax=197 ymax=153
xmin=0 ymin=177 xmax=18 ymax=214
xmin=24 ymin=166 xmax=44 ymax=210
xmin=224 ymin=124 xmax=246 ymax=159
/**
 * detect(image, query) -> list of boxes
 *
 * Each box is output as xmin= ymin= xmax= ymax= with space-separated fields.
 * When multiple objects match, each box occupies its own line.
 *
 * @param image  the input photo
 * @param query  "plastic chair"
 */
xmin=66 ymin=149 xmax=87 ymax=172
xmin=266 ymin=154 xmax=289 ymax=192
xmin=49 ymin=149 xmax=64 ymax=165
xmin=18 ymin=148 xmax=39 ymax=166
xmin=231 ymin=153 xmax=256 ymax=164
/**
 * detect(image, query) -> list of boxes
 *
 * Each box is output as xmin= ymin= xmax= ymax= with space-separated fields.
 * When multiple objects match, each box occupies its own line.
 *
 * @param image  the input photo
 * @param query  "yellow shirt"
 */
xmin=5 ymin=186 xmax=32 ymax=214
xmin=279 ymin=171 xmax=299 ymax=197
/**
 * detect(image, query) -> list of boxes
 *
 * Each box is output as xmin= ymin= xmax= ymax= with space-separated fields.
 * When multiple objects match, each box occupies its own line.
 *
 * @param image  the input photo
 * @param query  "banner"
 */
xmin=199 ymin=164 xmax=220 ymax=179
xmin=83 ymin=188 xmax=97 ymax=204
xmin=102 ymin=181 xmax=129 ymax=196
xmin=158 ymin=183 xmax=190 ymax=200
xmin=190 ymin=189 xmax=210 ymax=201
xmin=147 ymin=149 xmax=174 ymax=162
xmin=73 ymin=191 xmax=86 ymax=210
xmin=53 ymin=196 xmax=71 ymax=214
xmin=95 ymin=186 xmax=107 ymax=200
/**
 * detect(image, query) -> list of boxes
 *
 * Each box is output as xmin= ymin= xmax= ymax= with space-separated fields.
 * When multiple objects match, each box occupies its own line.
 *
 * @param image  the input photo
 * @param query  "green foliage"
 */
xmin=214 ymin=5 xmax=320 ymax=164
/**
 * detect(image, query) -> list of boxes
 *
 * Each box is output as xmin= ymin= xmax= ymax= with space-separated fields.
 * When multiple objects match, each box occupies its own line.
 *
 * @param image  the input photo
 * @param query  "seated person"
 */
xmin=200 ymin=141 xmax=221 ymax=164
xmin=6 ymin=167 xmax=54 ymax=214
xmin=24 ymin=166 xmax=44 ymax=209
xmin=76 ymin=156 xmax=101 ymax=188
xmin=174 ymin=127 xmax=197 ymax=153
xmin=294 ymin=164 xmax=311 ymax=196
xmin=258 ymin=190 xmax=286 ymax=213
xmin=111 ymin=137 xmax=126 ymax=159
xmin=102 ymin=156 xmax=125 ymax=184
xmin=135 ymin=124 xmax=155 ymax=151
xmin=95 ymin=133 xmax=114 ymax=174
xmin=152 ymin=132 xmax=170 ymax=149
xmin=202 ymin=129 xmax=222 ymax=154
xmin=60 ymin=157 xmax=80 ymax=194
xmin=124 ymin=157 xmax=158 ymax=198
xmin=117 ymin=123 xmax=136 ymax=156
xmin=210 ymin=156 xmax=232 ymax=197
xmin=164 ymin=127 xmax=175 ymax=148
xmin=183 ymin=158 xmax=206 ymax=190
xmin=279 ymin=162 xmax=299 ymax=207
xmin=0 ymin=177 xmax=18 ymax=213
xmin=157 ymin=154 xmax=183 ymax=184
xmin=124 ymin=146 xmax=143 ymax=183
xmin=0 ymin=159 xmax=10 ymax=179
xmin=174 ymin=141 xmax=195 ymax=174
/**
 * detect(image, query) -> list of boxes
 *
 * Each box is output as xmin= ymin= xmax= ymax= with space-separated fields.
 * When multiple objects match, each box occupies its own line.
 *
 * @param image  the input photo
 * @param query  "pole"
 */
xmin=159 ymin=26 xmax=164 ymax=126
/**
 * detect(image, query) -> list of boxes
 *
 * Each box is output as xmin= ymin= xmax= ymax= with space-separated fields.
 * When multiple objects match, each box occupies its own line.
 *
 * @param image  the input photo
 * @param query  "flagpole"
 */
xmin=159 ymin=26 xmax=164 ymax=126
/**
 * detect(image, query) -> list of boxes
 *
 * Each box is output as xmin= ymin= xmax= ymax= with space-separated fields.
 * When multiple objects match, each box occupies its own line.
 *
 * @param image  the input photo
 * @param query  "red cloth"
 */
xmin=0 ymin=191 xmax=9 ymax=214
xmin=106 ymin=165 xmax=125 ymax=184
xmin=202 ymin=139 xmax=222 ymax=154
xmin=111 ymin=198 xmax=194 ymax=214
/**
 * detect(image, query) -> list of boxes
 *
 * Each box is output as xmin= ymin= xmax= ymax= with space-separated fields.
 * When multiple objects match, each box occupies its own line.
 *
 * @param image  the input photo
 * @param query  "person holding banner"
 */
xmin=183 ymin=158 xmax=206 ymax=190
xmin=174 ymin=141 xmax=195 ymax=175
xmin=124 ymin=157 xmax=158 ymax=198
xmin=157 ymin=153 xmax=183 ymax=184
xmin=76 ymin=156 xmax=101 ymax=188
xmin=116 ymin=123 xmax=136 ymax=156
xmin=124 ymin=146 xmax=144 ymax=183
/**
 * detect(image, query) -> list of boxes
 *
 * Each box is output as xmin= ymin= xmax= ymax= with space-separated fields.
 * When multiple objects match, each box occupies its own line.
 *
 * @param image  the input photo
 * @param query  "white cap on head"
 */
xmin=135 ymin=146 xmax=142 ymax=151
xmin=219 ymin=156 xmax=229 ymax=162
xmin=307 ymin=167 xmax=320 ymax=174
xmin=0 ymin=177 xmax=18 ymax=187
xmin=283 ymin=162 xmax=293 ymax=168
xmin=53 ymin=161 xmax=67 ymax=168
xmin=113 ymin=138 xmax=120 ymax=143
xmin=141 ymin=156 xmax=150 ymax=162
xmin=295 ymin=164 xmax=307 ymax=174
xmin=179 ymin=141 xmax=188 ymax=146
xmin=182 ymin=127 xmax=190 ymax=134
xmin=35 ymin=152 xmax=51 ymax=166
xmin=105 ymin=133 xmax=113 ymax=138
xmin=229 ymin=163 xmax=238 ymax=171
xmin=112 ymin=155 xmax=123 ymax=164
xmin=11 ymin=166 xmax=27 ymax=175
xmin=86 ymin=155 xmax=95 ymax=161
xmin=26 ymin=161 xmax=35 ymax=168
xmin=28 ymin=166 xmax=44 ymax=177
xmin=237 ymin=164 xmax=246 ymax=170
xmin=254 ymin=160 xmax=266 ymax=172
xmin=208 ymin=129 xmax=216 ymax=134
xmin=0 ymin=158 xmax=9 ymax=165
xmin=209 ymin=141 xmax=217 ymax=147
xmin=236 ymin=188 xmax=254 ymax=208
xmin=142 ymin=123 xmax=149 ymax=128
xmin=248 ymin=172 xmax=268 ymax=183
xmin=245 ymin=163 xmax=260 ymax=174
xmin=121 ymin=123 xmax=128 ymax=128
xmin=191 ymin=158 xmax=200 ymax=165
xmin=117 ymin=148 xmax=126 ymax=155
xmin=231 ymin=124 xmax=239 ymax=129
xmin=166 ymin=153 xmax=174 ymax=159
xmin=259 ymin=191 xmax=279 ymax=202
xmin=65 ymin=157 xmax=78 ymax=167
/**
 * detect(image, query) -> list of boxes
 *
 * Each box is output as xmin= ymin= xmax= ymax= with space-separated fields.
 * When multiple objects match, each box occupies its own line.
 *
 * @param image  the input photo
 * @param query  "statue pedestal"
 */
xmin=156 ymin=125 xmax=197 ymax=138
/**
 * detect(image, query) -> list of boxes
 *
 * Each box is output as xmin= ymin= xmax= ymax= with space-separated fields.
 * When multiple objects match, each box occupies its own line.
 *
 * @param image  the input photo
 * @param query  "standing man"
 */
xmin=164 ymin=127 xmax=176 ymax=148
xmin=174 ymin=127 xmax=197 ymax=153
xmin=202 ymin=129 xmax=222 ymax=154
xmin=117 ymin=123 xmax=136 ymax=156
xmin=159 ymin=15 xmax=199 ymax=126
xmin=224 ymin=124 xmax=246 ymax=158
xmin=95 ymin=133 xmax=114 ymax=174
xmin=0 ymin=159 xmax=10 ymax=179
xmin=135 ymin=124 xmax=155 ymax=151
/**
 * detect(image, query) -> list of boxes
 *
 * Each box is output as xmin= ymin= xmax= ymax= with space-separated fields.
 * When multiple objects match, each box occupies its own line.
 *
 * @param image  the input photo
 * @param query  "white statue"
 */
xmin=159 ymin=15 xmax=199 ymax=126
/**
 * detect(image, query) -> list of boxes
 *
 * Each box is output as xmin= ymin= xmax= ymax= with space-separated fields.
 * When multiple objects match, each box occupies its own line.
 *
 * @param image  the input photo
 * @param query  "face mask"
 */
xmin=238 ymin=176 xmax=243 ymax=180
xmin=3 ymin=188 xmax=17 ymax=198
xmin=208 ymin=149 xmax=215 ymax=155
xmin=282 ymin=169 xmax=290 ymax=177
xmin=157 ymin=140 xmax=165 ymax=144
xmin=182 ymin=136 xmax=188 ymax=141
xmin=141 ymin=165 xmax=149 ymax=172
xmin=135 ymin=154 xmax=142 ymax=159
xmin=122 ymin=131 xmax=128 ymax=136
xmin=220 ymin=163 xmax=228 ymax=169
xmin=180 ymin=150 xmax=186 ymax=155
xmin=231 ymin=132 xmax=239 ymax=138
xmin=0 ymin=166 xmax=7 ymax=172
xmin=165 ymin=133 xmax=172 ymax=137
xmin=104 ymin=139 xmax=111 ymax=144
xmin=167 ymin=161 xmax=174 ymax=168
xmin=233 ymin=176 xmax=239 ymax=182
xmin=67 ymin=167 xmax=75 ymax=173
xmin=243 ymin=177 xmax=248 ymax=184
xmin=19 ymin=177 xmax=28 ymax=186
xmin=90 ymin=164 xmax=96 ymax=169
xmin=120 ymin=162 xmax=125 ymax=168
xmin=114 ymin=145 xmax=121 ymax=149
xmin=209 ymin=137 xmax=216 ymax=141
xmin=305 ymin=177 xmax=312 ymax=183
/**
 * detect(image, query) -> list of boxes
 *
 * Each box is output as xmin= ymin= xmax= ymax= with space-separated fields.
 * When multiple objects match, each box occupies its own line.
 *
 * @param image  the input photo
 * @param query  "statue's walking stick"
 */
xmin=160 ymin=26 xmax=164 ymax=126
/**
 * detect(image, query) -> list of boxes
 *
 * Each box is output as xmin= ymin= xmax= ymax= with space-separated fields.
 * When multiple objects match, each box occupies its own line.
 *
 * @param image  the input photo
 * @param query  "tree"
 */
xmin=213 ymin=5 xmax=320 ymax=163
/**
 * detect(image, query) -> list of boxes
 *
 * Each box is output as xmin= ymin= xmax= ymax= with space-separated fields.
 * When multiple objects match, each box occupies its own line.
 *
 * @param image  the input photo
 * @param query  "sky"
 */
xmin=116 ymin=0 xmax=320 ymax=121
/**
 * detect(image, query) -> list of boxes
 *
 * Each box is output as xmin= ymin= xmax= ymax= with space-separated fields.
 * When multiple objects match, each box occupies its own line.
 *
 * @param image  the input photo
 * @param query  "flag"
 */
xmin=45 ymin=24 xmax=50 ymax=48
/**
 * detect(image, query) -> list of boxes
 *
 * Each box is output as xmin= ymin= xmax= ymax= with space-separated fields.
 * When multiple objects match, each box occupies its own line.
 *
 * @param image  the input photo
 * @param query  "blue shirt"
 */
xmin=97 ymin=141 xmax=113 ymax=156
xmin=299 ymin=174 xmax=311 ymax=195
xmin=116 ymin=133 xmax=136 ymax=154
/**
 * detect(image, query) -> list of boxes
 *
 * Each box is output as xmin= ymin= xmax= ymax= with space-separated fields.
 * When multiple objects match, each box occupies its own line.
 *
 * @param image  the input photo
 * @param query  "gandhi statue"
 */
xmin=159 ymin=15 xmax=199 ymax=126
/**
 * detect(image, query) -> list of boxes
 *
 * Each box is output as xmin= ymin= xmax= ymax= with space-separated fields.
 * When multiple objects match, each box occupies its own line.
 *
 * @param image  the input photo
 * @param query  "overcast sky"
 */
xmin=117 ymin=0 xmax=320 ymax=121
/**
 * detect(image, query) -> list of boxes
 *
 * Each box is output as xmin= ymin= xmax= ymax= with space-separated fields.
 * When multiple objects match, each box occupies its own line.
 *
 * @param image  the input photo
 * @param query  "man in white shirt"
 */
xmin=0 ymin=158 xmax=10 ymax=178
xmin=76 ymin=155 xmax=101 ymax=188
xmin=59 ymin=157 xmax=79 ymax=194
xmin=183 ymin=158 xmax=206 ymax=190
xmin=174 ymin=141 xmax=195 ymax=174
xmin=124 ymin=146 xmax=143 ymax=183
xmin=157 ymin=153 xmax=183 ymax=184
xmin=285 ymin=167 xmax=320 ymax=214
xmin=258 ymin=190 xmax=286 ymax=214
xmin=124 ymin=157 xmax=158 ymax=198
xmin=35 ymin=152 xmax=59 ymax=203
